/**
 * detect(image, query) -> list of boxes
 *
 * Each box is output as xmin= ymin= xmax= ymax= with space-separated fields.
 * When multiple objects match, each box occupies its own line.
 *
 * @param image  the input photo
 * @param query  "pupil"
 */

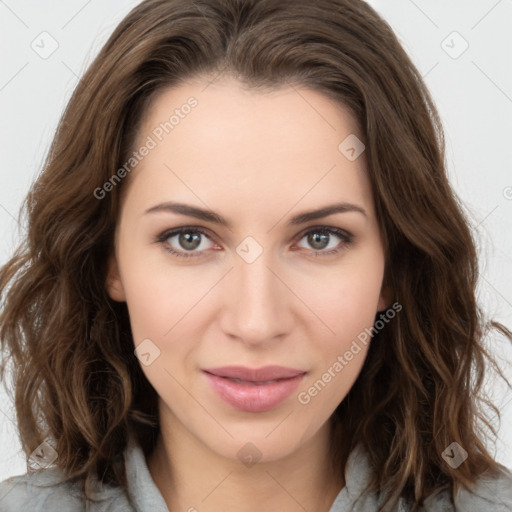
xmin=180 ymin=232 xmax=201 ymax=250
xmin=309 ymin=232 xmax=329 ymax=250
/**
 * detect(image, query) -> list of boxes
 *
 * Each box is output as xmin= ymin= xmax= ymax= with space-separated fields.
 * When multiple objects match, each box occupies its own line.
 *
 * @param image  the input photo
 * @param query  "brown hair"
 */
xmin=1 ymin=0 xmax=510 ymax=509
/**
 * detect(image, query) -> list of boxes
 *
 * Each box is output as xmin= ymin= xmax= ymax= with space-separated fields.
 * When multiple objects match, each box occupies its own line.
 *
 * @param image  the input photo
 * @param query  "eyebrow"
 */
xmin=144 ymin=201 xmax=367 ymax=228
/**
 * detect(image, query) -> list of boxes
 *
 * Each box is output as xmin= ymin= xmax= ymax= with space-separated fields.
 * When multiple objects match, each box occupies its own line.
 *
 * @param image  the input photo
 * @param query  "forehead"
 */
xmin=140 ymin=75 xmax=362 ymax=152
xmin=124 ymin=76 xmax=374 ymax=219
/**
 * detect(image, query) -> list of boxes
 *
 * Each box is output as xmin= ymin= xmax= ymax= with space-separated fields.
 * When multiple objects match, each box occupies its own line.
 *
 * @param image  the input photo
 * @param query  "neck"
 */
xmin=147 ymin=414 xmax=345 ymax=512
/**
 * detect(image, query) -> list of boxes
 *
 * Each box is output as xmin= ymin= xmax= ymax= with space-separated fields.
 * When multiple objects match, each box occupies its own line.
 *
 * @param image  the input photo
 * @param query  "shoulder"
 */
xmin=0 ymin=468 xmax=129 ymax=512
xmin=345 ymin=445 xmax=512 ymax=512
xmin=0 ymin=468 xmax=86 ymax=512
xmin=423 ymin=465 xmax=512 ymax=512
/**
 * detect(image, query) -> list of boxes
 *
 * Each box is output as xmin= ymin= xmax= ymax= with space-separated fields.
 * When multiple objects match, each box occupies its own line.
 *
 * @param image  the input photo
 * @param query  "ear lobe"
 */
xmin=105 ymin=254 xmax=126 ymax=302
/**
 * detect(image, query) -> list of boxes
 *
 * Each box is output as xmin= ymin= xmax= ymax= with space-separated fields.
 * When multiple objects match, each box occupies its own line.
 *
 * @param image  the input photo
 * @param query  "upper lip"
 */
xmin=203 ymin=365 xmax=307 ymax=382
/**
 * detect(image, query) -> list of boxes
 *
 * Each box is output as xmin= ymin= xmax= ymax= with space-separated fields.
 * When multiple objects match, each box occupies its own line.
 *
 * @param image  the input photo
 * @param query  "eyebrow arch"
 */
xmin=144 ymin=201 xmax=367 ymax=228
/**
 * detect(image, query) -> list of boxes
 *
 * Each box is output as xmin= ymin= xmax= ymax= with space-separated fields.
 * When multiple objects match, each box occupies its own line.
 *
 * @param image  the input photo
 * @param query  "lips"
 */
xmin=203 ymin=365 xmax=306 ymax=382
xmin=202 ymin=365 xmax=307 ymax=412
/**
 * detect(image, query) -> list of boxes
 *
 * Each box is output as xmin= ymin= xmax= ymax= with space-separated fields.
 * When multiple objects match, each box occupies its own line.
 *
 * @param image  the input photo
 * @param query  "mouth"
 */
xmin=202 ymin=365 xmax=306 ymax=382
xmin=202 ymin=365 xmax=307 ymax=412
xmin=214 ymin=377 xmax=292 ymax=385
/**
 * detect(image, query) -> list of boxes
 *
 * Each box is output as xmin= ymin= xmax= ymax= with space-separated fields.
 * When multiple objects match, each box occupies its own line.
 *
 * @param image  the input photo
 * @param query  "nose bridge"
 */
xmin=222 ymin=241 xmax=292 ymax=343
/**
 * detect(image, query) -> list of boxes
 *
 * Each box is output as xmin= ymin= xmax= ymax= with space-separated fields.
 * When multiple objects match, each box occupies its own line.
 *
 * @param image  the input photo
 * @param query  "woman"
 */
xmin=1 ymin=0 xmax=511 ymax=510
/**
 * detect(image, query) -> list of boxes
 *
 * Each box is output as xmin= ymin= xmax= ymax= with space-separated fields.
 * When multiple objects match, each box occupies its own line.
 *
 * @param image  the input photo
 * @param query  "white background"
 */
xmin=1 ymin=0 xmax=511 ymax=481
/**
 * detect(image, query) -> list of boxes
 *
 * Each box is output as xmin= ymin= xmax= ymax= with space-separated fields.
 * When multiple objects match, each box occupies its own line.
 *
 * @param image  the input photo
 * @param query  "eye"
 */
xmin=294 ymin=226 xmax=353 ymax=257
xmin=156 ymin=227 xmax=217 ymax=259
xmin=155 ymin=225 xmax=354 ymax=260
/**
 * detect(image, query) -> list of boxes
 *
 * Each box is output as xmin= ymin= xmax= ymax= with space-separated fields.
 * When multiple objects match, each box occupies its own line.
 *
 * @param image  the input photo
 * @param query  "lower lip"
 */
xmin=203 ymin=372 xmax=306 ymax=412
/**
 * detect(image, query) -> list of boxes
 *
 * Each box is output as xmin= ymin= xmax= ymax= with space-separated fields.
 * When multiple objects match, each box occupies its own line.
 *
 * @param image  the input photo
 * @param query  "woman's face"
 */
xmin=107 ymin=75 xmax=389 ymax=463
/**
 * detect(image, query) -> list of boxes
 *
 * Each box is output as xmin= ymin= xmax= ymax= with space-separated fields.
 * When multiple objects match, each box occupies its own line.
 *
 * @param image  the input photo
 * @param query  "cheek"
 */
xmin=296 ymin=246 xmax=384 ymax=407
xmin=117 ymin=241 xmax=199 ymax=342
xmin=118 ymin=248 xmax=208 ymax=393
xmin=337 ymin=269 xmax=383 ymax=336
xmin=122 ymin=275 xmax=168 ymax=343
xmin=306 ymin=254 xmax=384 ymax=342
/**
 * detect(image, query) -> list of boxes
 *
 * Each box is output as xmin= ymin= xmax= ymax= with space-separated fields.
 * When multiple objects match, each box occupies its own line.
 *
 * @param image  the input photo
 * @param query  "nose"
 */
xmin=218 ymin=248 xmax=294 ymax=347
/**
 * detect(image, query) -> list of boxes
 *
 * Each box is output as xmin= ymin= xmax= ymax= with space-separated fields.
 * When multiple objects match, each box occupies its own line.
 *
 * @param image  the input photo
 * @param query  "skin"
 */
xmin=106 ymin=75 xmax=390 ymax=512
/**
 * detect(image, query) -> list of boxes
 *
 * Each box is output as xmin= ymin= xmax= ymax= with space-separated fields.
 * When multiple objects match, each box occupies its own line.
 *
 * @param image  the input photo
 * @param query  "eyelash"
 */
xmin=155 ymin=225 xmax=354 ymax=260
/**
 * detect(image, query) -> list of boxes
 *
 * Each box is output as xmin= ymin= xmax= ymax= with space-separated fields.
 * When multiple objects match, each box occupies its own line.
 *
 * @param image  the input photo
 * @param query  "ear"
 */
xmin=105 ymin=253 xmax=126 ymax=302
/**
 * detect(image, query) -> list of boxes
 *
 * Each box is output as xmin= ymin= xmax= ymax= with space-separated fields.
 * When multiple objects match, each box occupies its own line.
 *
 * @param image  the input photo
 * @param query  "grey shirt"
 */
xmin=1 ymin=437 xmax=512 ymax=511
